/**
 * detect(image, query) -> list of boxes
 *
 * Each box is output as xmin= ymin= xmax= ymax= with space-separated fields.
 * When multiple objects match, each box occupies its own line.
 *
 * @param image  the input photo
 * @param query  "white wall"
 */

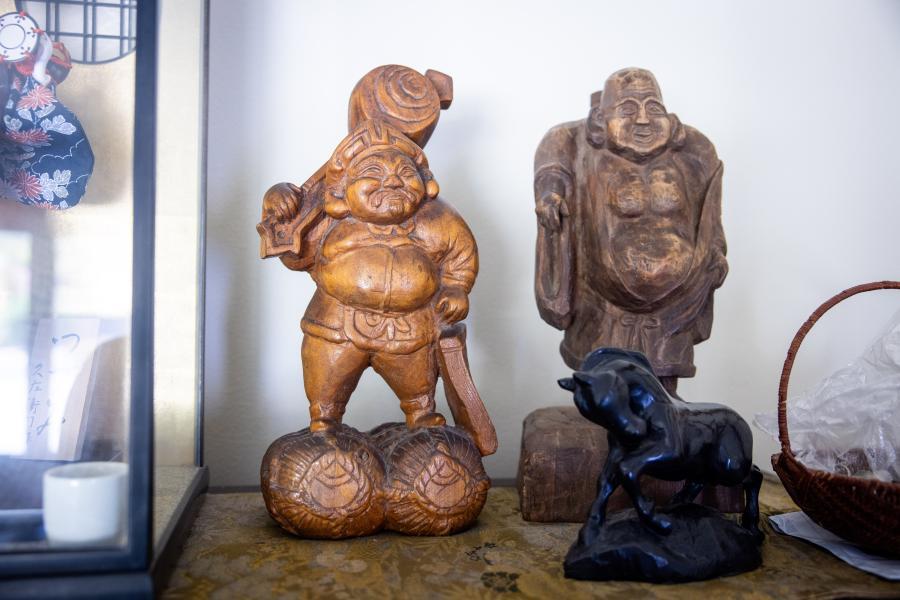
xmin=205 ymin=0 xmax=900 ymax=486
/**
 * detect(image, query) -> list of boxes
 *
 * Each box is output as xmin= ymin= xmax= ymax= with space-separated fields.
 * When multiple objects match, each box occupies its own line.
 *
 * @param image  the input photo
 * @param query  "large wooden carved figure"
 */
xmin=297 ymin=121 xmax=474 ymax=433
xmin=518 ymin=68 xmax=733 ymax=523
xmin=257 ymin=66 xmax=496 ymax=539
xmin=535 ymin=67 xmax=727 ymax=394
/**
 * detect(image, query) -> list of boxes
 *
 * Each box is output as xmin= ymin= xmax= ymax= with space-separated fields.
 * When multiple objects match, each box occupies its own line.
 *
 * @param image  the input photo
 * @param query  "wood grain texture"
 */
xmin=437 ymin=324 xmax=498 ymax=456
xmin=372 ymin=423 xmax=489 ymax=535
xmin=257 ymin=66 xmax=495 ymax=539
xmin=261 ymin=426 xmax=386 ymax=539
xmin=261 ymin=424 xmax=488 ymax=538
xmin=534 ymin=68 xmax=727 ymax=390
xmin=517 ymin=407 xmax=743 ymax=522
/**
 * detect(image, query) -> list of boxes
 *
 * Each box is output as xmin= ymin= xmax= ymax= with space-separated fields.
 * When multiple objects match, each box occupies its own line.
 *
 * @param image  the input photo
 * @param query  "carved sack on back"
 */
xmin=257 ymin=65 xmax=496 ymax=539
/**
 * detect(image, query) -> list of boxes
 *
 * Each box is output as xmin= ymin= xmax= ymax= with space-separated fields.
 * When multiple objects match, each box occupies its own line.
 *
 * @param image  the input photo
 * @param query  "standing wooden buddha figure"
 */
xmin=535 ymin=67 xmax=727 ymax=394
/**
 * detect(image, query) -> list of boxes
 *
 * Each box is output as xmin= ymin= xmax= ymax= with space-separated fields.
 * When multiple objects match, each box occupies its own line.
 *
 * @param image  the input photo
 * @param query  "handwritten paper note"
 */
xmin=22 ymin=318 xmax=101 ymax=461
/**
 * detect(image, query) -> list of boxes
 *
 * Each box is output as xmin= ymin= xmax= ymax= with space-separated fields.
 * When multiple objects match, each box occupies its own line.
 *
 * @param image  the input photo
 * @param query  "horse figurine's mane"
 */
xmin=581 ymin=348 xmax=674 ymax=409
xmin=582 ymin=347 xmax=653 ymax=372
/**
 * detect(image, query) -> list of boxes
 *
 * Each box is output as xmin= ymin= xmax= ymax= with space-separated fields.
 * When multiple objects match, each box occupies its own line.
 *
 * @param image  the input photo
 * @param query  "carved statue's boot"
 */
xmin=401 ymin=394 xmax=446 ymax=429
xmin=309 ymin=418 xmax=339 ymax=433
xmin=408 ymin=411 xmax=447 ymax=428
xmin=309 ymin=403 xmax=344 ymax=433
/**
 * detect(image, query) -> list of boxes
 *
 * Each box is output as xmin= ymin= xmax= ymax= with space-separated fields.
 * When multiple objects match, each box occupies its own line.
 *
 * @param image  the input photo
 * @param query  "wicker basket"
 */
xmin=772 ymin=281 xmax=900 ymax=556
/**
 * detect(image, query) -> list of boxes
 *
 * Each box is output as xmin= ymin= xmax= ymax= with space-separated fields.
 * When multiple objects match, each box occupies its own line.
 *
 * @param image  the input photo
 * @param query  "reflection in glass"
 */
xmin=0 ymin=0 xmax=135 ymax=550
xmin=0 ymin=230 xmax=30 ymax=457
xmin=18 ymin=0 xmax=137 ymax=64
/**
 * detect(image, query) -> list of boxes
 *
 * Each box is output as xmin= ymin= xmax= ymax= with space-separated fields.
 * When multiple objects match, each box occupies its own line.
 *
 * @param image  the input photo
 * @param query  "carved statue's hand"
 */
xmin=535 ymin=191 xmax=569 ymax=232
xmin=436 ymin=286 xmax=469 ymax=323
xmin=262 ymin=182 xmax=303 ymax=223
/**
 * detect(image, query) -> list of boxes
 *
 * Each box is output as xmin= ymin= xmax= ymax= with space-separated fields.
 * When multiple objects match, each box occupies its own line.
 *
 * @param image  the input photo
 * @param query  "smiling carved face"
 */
xmin=345 ymin=149 xmax=425 ymax=225
xmin=601 ymin=69 xmax=672 ymax=160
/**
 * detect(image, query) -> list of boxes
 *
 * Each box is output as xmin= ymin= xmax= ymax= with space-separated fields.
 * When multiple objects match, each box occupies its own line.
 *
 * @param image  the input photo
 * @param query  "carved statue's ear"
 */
xmin=426 ymin=179 xmax=439 ymax=198
xmin=586 ymin=105 xmax=606 ymax=149
xmin=558 ymin=377 xmax=575 ymax=392
xmin=668 ymin=112 xmax=686 ymax=149
xmin=324 ymin=183 xmax=350 ymax=218
xmin=417 ymin=165 xmax=439 ymax=198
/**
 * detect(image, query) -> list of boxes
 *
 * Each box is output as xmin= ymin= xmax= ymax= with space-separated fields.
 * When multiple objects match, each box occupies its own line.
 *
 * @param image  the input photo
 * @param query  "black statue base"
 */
xmin=564 ymin=503 xmax=761 ymax=583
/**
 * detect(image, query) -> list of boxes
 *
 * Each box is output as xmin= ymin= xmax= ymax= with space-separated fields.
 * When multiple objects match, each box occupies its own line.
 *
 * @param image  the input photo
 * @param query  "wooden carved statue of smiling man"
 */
xmin=291 ymin=119 xmax=478 ymax=432
xmin=534 ymin=67 xmax=727 ymax=394
xmin=258 ymin=66 xmax=495 ymax=540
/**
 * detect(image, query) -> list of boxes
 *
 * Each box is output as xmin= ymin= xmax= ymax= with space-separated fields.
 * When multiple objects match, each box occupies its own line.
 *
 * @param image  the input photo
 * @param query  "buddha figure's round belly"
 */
xmin=319 ymin=244 xmax=439 ymax=312
xmin=608 ymin=227 xmax=694 ymax=302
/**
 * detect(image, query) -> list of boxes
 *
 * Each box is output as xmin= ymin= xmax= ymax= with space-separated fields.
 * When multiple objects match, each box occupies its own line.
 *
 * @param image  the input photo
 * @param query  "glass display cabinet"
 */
xmin=0 ymin=0 xmax=208 ymax=596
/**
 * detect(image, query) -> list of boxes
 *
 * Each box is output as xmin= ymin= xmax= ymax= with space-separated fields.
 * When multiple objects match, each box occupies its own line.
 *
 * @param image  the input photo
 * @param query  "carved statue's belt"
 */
xmin=343 ymin=306 xmax=434 ymax=353
xmin=301 ymin=293 xmax=434 ymax=354
xmin=580 ymin=290 xmax=663 ymax=350
xmin=561 ymin=286 xmax=662 ymax=360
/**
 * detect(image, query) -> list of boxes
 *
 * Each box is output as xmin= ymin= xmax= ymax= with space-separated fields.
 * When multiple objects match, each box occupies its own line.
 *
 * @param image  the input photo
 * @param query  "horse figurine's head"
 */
xmin=558 ymin=348 xmax=653 ymax=446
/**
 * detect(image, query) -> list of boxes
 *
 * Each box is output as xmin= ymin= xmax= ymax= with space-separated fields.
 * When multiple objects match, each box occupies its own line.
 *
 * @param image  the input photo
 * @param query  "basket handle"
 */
xmin=778 ymin=280 xmax=900 ymax=457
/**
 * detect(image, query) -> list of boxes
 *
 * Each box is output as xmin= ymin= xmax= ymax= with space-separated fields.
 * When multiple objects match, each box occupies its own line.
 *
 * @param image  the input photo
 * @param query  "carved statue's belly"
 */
xmin=596 ymin=163 xmax=697 ymax=305
xmin=607 ymin=223 xmax=694 ymax=303
xmin=319 ymin=244 xmax=439 ymax=312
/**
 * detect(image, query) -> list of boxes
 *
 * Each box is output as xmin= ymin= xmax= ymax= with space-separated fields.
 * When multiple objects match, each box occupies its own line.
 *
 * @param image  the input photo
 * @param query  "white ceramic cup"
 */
xmin=42 ymin=461 xmax=128 ymax=546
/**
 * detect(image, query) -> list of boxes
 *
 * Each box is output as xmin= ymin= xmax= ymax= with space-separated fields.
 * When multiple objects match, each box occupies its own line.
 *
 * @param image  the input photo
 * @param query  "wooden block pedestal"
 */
xmin=517 ymin=406 xmax=744 ymax=522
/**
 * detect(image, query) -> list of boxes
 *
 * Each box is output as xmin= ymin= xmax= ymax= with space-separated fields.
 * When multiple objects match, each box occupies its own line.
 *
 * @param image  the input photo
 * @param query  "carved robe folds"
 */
xmin=535 ymin=119 xmax=727 ymax=378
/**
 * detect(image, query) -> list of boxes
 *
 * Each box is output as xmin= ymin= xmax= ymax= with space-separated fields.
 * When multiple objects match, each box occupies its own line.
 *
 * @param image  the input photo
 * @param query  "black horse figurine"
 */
xmin=558 ymin=347 xmax=762 ymax=545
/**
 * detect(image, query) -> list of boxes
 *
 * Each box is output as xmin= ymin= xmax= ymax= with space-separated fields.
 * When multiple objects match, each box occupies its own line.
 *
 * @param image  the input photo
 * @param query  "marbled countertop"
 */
xmin=161 ymin=482 xmax=898 ymax=599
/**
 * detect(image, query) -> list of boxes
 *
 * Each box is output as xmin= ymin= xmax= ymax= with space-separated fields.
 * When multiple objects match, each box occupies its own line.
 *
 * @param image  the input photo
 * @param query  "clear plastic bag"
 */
xmin=755 ymin=309 xmax=900 ymax=482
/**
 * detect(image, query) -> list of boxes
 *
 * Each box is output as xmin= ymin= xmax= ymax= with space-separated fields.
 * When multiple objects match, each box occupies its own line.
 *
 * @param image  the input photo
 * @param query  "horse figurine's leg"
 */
xmin=579 ymin=444 xmax=624 ymax=545
xmin=741 ymin=465 xmax=763 ymax=542
xmin=671 ymin=480 xmax=704 ymax=505
xmin=618 ymin=455 xmax=673 ymax=535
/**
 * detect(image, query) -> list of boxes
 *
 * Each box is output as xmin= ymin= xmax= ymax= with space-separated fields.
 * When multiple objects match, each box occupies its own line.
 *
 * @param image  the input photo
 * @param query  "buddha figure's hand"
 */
xmin=535 ymin=191 xmax=569 ymax=232
xmin=262 ymin=182 xmax=303 ymax=223
xmin=436 ymin=286 xmax=469 ymax=323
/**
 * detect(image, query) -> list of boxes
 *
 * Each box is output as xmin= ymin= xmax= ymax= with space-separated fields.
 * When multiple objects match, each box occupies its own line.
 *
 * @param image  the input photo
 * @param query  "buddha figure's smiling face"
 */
xmin=345 ymin=149 xmax=425 ymax=225
xmin=602 ymin=70 xmax=672 ymax=160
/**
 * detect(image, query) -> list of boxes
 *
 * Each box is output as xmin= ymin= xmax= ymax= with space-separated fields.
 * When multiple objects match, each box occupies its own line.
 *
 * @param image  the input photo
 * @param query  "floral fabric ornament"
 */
xmin=0 ymin=32 xmax=93 ymax=210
